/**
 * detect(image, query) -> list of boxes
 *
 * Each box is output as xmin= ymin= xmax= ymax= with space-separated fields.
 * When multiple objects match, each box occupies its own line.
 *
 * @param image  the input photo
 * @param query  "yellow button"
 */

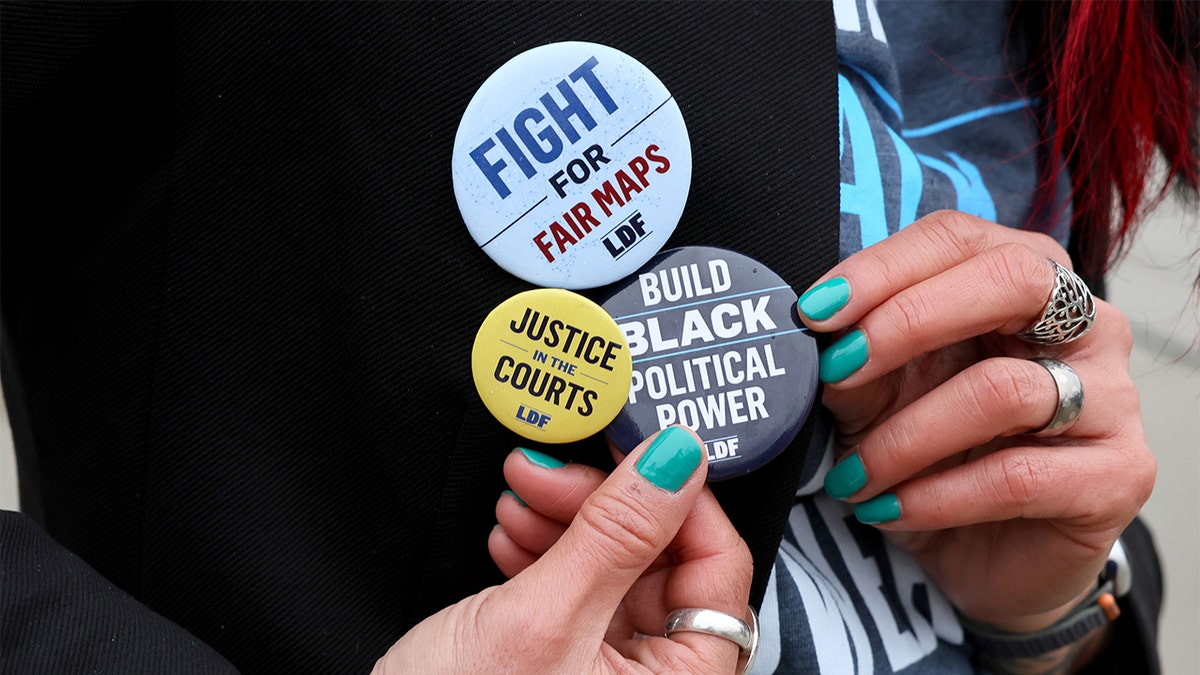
xmin=472 ymin=289 xmax=633 ymax=443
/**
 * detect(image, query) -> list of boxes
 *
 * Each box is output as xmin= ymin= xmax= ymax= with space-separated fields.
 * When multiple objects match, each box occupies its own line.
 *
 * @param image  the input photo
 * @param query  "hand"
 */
xmin=796 ymin=211 xmax=1154 ymax=634
xmin=372 ymin=426 xmax=754 ymax=674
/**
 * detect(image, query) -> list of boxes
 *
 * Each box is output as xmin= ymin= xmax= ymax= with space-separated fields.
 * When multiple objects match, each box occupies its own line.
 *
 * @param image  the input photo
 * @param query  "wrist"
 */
xmin=960 ymin=537 xmax=1131 ymax=653
xmin=972 ymin=581 xmax=1098 ymax=635
xmin=960 ymin=578 xmax=1120 ymax=660
xmin=960 ymin=535 xmax=1128 ymax=634
xmin=959 ymin=537 xmax=1132 ymax=675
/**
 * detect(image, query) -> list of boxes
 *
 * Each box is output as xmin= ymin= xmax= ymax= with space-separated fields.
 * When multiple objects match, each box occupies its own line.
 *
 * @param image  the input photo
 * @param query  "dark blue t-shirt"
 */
xmin=754 ymin=2 xmax=1071 ymax=672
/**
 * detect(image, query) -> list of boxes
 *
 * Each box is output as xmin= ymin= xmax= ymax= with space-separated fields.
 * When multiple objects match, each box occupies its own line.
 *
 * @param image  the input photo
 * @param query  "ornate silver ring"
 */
xmin=1018 ymin=259 xmax=1096 ymax=345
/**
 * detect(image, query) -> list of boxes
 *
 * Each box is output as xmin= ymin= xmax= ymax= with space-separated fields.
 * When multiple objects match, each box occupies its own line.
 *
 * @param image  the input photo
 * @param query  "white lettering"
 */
xmin=621 ymin=295 xmax=777 ymax=356
xmin=638 ymin=272 xmax=661 ymax=307
xmin=629 ymin=345 xmax=785 ymax=401
xmin=679 ymin=309 xmax=716 ymax=347
xmin=646 ymin=317 xmax=679 ymax=352
xmin=622 ymin=321 xmax=647 ymax=357
xmin=653 ymin=386 xmax=769 ymax=432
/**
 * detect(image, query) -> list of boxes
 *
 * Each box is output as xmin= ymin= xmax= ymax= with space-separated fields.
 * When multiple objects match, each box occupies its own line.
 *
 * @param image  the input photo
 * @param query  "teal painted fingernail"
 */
xmin=517 ymin=448 xmax=565 ymax=469
xmin=819 ymin=329 xmax=868 ymax=383
xmin=635 ymin=427 xmax=701 ymax=492
xmin=798 ymin=277 xmax=851 ymax=321
xmin=824 ymin=453 xmax=867 ymax=500
xmin=502 ymin=489 xmax=527 ymax=507
xmin=855 ymin=494 xmax=901 ymax=524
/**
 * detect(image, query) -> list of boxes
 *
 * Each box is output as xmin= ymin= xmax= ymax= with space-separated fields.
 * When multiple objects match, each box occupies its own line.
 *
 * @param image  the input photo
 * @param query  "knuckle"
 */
xmin=918 ymin=478 xmax=954 ymax=524
xmin=994 ymin=453 xmax=1047 ymax=511
xmin=863 ymin=242 xmax=915 ymax=290
xmin=1096 ymin=301 xmax=1134 ymax=355
xmin=970 ymin=359 xmax=1043 ymax=420
xmin=1084 ymin=442 xmax=1155 ymax=525
xmin=576 ymin=487 xmax=665 ymax=573
xmin=729 ymin=539 xmax=754 ymax=585
xmin=914 ymin=210 xmax=987 ymax=257
xmin=1135 ymin=456 xmax=1157 ymax=505
xmin=873 ymin=417 xmax=920 ymax=473
xmin=1021 ymin=231 xmax=1063 ymax=258
xmin=984 ymin=243 xmax=1051 ymax=307
xmin=691 ymin=523 xmax=753 ymax=597
xmin=1123 ymin=443 xmax=1157 ymax=507
xmin=891 ymin=290 xmax=938 ymax=343
xmin=544 ymin=468 xmax=601 ymax=516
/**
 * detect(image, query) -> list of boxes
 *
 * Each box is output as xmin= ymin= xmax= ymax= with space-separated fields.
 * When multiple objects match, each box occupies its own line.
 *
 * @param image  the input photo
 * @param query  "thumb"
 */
xmin=510 ymin=426 xmax=707 ymax=627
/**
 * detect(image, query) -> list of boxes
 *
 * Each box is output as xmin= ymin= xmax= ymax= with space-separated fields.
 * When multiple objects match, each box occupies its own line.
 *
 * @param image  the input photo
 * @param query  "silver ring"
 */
xmin=665 ymin=607 xmax=759 ymax=673
xmin=1030 ymin=358 xmax=1084 ymax=435
xmin=1019 ymin=259 xmax=1096 ymax=345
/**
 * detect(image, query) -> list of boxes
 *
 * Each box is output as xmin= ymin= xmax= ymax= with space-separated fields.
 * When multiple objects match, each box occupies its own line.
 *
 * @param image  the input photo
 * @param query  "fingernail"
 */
xmin=855 ymin=494 xmax=901 ymax=524
xmin=798 ymin=277 xmax=851 ymax=321
xmin=819 ymin=329 xmax=868 ymax=383
xmin=517 ymin=448 xmax=565 ymax=469
xmin=824 ymin=453 xmax=867 ymax=500
xmin=635 ymin=427 xmax=702 ymax=492
xmin=502 ymin=489 xmax=527 ymax=507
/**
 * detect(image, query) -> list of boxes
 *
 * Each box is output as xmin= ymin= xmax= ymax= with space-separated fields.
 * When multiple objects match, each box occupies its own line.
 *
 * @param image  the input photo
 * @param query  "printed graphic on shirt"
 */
xmin=838 ymin=71 xmax=999 ymax=257
xmin=760 ymin=1 xmax=1068 ymax=672
xmin=831 ymin=0 xmax=1061 ymax=261
xmin=750 ymin=498 xmax=968 ymax=674
xmin=834 ymin=0 xmax=887 ymax=44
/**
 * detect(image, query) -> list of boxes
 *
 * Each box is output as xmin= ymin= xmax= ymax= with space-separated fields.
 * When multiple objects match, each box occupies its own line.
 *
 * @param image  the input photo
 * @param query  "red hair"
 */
xmin=1020 ymin=0 xmax=1199 ymax=283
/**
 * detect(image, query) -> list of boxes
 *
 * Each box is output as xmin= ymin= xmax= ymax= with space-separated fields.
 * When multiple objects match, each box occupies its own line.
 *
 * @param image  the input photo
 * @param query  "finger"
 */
xmin=500 ymin=451 xmax=673 ymax=571
xmin=495 ymin=489 xmax=569 ymax=555
xmin=663 ymin=489 xmax=754 ymax=614
xmin=822 ymin=372 xmax=905 ymax=447
xmin=824 ymin=301 xmax=1136 ymax=500
xmin=487 ymin=524 xmax=539 ymax=578
xmin=607 ymin=488 xmax=754 ymax=642
xmin=1045 ymin=300 xmax=1135 ymax=372
xmin=796 ymin=211 xmax=1068 ymax=331
xmin=601 ymin=489 xmax=752 ymax=672
xmin=503 ymin=426 xmax=708 ymax=632
xmin=503 ymin=448 xmax=609 ymax=524
xmin=825 ymin=357 xmax=1070 ymax=502
xmin=817 ymin=241 xmax=1061 ymax=387
xmin=850 ymin=442 xmax=1155 ymax=532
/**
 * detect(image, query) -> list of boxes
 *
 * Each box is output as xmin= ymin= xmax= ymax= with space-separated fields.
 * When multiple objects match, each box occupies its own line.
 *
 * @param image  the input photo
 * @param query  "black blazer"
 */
xmin=1 ymin=3 xmax=838 ymax=672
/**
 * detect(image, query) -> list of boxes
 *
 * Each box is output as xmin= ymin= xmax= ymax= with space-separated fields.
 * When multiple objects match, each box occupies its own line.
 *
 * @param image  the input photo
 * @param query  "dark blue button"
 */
xmin=603 ymin=246 xmax=818 ymax=481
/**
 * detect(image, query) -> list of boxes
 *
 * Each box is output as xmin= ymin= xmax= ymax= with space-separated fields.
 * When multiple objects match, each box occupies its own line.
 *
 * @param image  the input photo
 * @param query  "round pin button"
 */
xmin=472 ymin=288 xmax=634 ymax=443
xmin=602 ymin=247 xmax=819 ymax=481
xmin=453 ymin=42 xmax=692 ymax=289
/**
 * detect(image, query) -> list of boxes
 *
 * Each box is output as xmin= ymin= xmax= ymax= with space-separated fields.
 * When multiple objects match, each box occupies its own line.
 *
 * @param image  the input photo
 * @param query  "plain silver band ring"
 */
xmin=1019 ymin=259 xmax=1096 ymax=345
xmin=1030 ymin=358 xmax=1084 ymax=436
xmin=665 ymin=607 xmax=759 ymax=673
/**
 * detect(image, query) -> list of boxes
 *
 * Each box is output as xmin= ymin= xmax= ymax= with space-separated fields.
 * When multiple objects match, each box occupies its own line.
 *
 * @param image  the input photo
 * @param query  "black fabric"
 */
xmin=1077 ymin=518 xmax=1164 ymax=675
xmin=0 ymin=511 xmax=238 ymax=674
xmin=2 ymin=3 xmax=837 ymax=673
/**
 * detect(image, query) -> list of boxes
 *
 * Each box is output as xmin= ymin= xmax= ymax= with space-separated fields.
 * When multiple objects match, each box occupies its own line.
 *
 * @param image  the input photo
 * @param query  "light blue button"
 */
xmin=453 ymin=42 xmax=692 ymax=289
